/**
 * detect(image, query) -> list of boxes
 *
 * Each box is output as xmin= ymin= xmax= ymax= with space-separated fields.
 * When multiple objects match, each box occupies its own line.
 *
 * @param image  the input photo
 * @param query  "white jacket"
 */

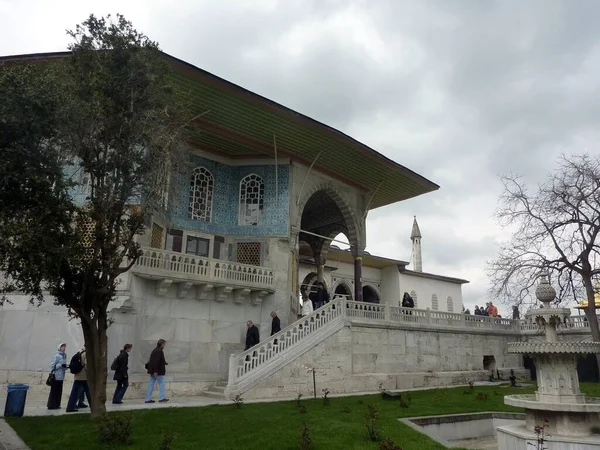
xmin=302 ymin=299 xmax=314 ymax=316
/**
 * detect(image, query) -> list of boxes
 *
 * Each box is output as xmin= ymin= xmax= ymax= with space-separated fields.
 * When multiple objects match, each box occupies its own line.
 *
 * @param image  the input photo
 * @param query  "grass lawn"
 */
xmin=7 ymin=383 xmax=600 ymax=449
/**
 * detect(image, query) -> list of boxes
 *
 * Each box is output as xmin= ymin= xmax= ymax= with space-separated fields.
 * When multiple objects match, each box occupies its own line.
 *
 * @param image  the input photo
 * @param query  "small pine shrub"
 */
xmin=365 ymin=404 xmax=379 ymax=441
xmin=475 ymin=392 xmax=489 ymax=401
xmin=299 ymin=405 xmax=307 ymax=414
xmin=157 ymin=429 xmax=175 ymax=450
xmin=296 ymin=393 xmax=303 ymax=408
xmin=97 ymin=413 xmax=133 ymax=446
xmin=379 ymin=438 xmax=403 ymax=450
xmin=341 ymin=405 xmax=351 ymax=414
xmin=300 ymin=422 xmax=312 ymax=450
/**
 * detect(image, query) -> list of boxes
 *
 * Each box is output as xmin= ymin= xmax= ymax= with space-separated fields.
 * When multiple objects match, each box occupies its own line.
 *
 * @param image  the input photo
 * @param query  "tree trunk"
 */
xmin=81 ymin=306 xmax=109 ymax=418
xmin=582 ymin=276 xmax=600 ymax=374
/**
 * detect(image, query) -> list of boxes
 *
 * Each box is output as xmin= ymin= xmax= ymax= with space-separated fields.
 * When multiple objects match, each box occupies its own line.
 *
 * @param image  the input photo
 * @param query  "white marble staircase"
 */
xmin=202 ymin=381 xmax=228 ymax=399
xmin=224 ymin=298 xmax=345 ymax=399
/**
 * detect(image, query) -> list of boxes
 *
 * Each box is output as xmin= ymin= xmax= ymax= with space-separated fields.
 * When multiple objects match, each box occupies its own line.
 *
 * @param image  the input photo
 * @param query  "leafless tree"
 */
xmin=487 ymin=154 xmax=600 ymax=342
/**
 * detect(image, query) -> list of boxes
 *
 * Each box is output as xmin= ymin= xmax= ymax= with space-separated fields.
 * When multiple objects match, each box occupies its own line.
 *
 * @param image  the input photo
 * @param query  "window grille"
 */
xmin=239 ymin=174 xmax=264 ymax=226
xmin=431 ymin=294 xmax=439 ymax=310
xmin=150 ymin=223 xmax=163 ymax=249
xmin=188 ymin=167 xmax=214 ymax=222
xmin=236 ymin=242 xmax=262 ymax=266
xmin=447 ymin=296 xmax=454 ymax=312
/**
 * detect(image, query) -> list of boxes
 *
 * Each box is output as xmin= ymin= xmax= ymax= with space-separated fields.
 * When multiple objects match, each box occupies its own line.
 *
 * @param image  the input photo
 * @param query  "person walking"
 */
xmin=145 ymin=339 xmax=169 ymax=404
xmin=66 ymin=347 xmax=91 ymax=412
xmin=245 ymin=320 xmax=260 ymax=350
xmin=47 ymin=343 xmax=68 ymax=410
xmin=314 ymin=282 xmax=329 ymax=309
xmin=301 ymin=288 xmax=313 ymax=316
xmin=270 ymin=311 xmax=281 ymax=336
xmin=112 ymin=343 xmax=132 ymax=404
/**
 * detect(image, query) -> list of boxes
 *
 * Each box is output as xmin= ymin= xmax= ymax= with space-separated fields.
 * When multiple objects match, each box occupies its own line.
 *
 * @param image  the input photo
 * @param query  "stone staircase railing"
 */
xmin=224 ymin=298 xmax=345 ymax=398
xmin=223 ymin=299 xmax=600 ymax=398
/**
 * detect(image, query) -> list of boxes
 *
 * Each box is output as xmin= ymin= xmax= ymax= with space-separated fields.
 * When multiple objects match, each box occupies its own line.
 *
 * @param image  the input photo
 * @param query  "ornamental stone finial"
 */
xmin=535 ymin=274 xmax=556 ymax=305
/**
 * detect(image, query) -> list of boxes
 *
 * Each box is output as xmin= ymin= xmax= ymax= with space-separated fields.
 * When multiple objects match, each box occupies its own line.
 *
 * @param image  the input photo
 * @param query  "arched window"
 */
xmin=239 ymin=174 xmax=264 ymax=226
xmin=188 ymin=167 xmax=214 ymax=222
xmin=447 ymin=296 xmax=454 ymax=312
xmin=431 ymin=294 xmax=439 ymax=310
xmin=410 ymin=290 xmax=418 ymax=308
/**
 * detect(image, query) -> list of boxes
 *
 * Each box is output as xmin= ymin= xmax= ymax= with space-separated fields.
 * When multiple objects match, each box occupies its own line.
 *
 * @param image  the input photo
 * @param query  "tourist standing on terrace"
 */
xmin=145 ymin=339 xmax=169 ymax=404
xmin=47 ymin=343 xmax=67 ymax=410
xmin=112 ymin=343 xmax=132 ymax=404
xmin=313 ymin=282 xmax=330 ymax=309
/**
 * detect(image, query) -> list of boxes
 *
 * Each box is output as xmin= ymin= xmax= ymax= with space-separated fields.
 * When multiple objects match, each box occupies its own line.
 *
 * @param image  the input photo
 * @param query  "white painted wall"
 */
xmin=399 ymin=273 xmax=464 ymax=312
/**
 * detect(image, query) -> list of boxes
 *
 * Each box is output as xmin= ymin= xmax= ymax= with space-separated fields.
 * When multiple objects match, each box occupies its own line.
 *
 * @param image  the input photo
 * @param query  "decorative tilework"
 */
xmin=168 ymin=155 xmax=290 ymax=237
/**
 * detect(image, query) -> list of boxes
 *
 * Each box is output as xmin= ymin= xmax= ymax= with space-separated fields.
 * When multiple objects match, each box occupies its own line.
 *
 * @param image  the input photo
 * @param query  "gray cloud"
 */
xmin=2 ymin=0 xmax=599 ymax=316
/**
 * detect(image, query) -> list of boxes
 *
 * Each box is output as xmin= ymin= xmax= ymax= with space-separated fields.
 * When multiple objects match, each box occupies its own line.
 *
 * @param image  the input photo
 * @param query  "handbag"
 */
xmin=46 ymin=371 xmax=55 ymax=386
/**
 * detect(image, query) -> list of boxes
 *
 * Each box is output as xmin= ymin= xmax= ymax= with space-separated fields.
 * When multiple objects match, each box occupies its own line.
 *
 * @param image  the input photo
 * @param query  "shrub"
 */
xmin=341 ymin=405 xmax=351 ymax=414
xmin=399 ymin=393 xmax=411 ymax=409
xmin=157 ymin=429 xmax=175 ymax=450
xmin=300 ymin=422 xmax=312 ymax=450
xmin=365 ymin=404 xmax=379 ymax=441
xmin=379 ymin=438 xmax=403 ymax=450
xmin=296 ymin=393 xmax=303 ymax=408
xmin=97 ymin=413 xmax=133 ymax=447
xmin=475 ymin=392 xmax=489 ymax=401
xmin=299 ymin=405 xmax=307 ymax=414
xmin=322 ymin=388 xmax=330 ymax=406
xmin=233 ymin=395 xmax=244 ymax=409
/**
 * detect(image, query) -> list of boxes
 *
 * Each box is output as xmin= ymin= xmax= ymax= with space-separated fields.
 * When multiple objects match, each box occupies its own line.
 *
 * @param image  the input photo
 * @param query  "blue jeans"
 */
xmin=145 ymin=375 xmax=165 ymax=401
xmin=112 ymin=379 xmax=129 ymax=403
xmin=67 ymin=380 xmax=91 ymax=411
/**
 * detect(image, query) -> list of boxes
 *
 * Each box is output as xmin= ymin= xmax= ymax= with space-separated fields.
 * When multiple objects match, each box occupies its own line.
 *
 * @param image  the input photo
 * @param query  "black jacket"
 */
xmin=147 ymin=347 xmax=167 ymax=376
xmin=113 ymin=350 xmax=129 ymax=381
xmin=271 ymin=316 xmax=281 ymax=336
xmin=245 ymin=325 xmax=260 ymax=349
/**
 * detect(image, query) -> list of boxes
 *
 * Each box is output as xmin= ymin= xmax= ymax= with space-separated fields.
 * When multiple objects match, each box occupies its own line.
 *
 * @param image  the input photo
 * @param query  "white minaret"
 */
xmin=411 ymin=216 xmax=422 ymax=272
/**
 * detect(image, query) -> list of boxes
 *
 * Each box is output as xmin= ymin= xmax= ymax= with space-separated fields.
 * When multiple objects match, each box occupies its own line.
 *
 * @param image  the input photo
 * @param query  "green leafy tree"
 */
xmin=0 ymin=14 xmax=189 ymax=417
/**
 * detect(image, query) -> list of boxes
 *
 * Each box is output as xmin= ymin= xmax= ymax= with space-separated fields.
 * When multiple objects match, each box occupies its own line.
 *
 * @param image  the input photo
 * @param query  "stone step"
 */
xmin=202 ymin=390 xmax=226 ymax=399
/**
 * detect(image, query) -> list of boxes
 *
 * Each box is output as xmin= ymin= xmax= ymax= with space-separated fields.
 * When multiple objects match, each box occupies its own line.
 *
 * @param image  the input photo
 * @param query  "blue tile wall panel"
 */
xmin=168 ymin=155 xmax=290 ymax=237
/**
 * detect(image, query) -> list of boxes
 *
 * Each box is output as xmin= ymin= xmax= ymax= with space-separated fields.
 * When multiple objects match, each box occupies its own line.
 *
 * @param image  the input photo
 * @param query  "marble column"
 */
xmin=354 ymin=256 xmax=363 ymax=302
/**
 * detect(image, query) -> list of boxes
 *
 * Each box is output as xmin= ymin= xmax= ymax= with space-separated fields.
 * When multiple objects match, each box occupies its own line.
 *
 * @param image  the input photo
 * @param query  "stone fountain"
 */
xmin=497 ymin=275 xmax=600 ymax=449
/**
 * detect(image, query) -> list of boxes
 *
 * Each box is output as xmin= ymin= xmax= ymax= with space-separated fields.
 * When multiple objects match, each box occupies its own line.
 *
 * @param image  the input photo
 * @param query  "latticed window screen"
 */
xmin=239 ymin=174 xmax=264 ymax=226
xmin=150 ymin=223 xmax=163 ymax=249
xmin=188 ymin=167 xmax=214 ymax=221
xmin=447 ymin=296 xmax=454 ymax=312
xmin=77 ymin=215 xmax=96 ymax=261
xmin=431 ymin=294 xmax=439 ymax=310
xmin=410 ymin=290 xmax=418 ymax=308
xmin=236 ymin=242 xmax=262 ymax=266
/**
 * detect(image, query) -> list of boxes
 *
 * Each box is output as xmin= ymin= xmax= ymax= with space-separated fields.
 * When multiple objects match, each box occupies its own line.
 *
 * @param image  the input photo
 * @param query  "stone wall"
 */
xmin=243 ymin=321 xmax=525 ymax=400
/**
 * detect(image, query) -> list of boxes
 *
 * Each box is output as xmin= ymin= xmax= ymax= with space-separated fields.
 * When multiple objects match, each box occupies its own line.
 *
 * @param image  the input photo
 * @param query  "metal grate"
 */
xmin=77 ymin=215 xmax=96 ymax=261
xmin=447 ymin=296 xmax=454 ymax=312
xmin=236 ymin=242 xmax=261 ymax=266
xmin=239 ymin=174 xmax=264 ymax=226
xmin=150 ymin=223 xmax=164 ymax=249
xmin=431 ymin=294 xmax=438 ymax=310
xmin=188 ymin=167 xmax=214 ymax=221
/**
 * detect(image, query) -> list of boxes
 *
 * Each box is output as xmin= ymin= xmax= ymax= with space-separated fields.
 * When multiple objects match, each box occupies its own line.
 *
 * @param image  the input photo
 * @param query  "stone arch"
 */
xmin=362 ymin=284 xmax=380 ymax=303
xmin=300 ymin=271 xmax=326 ymax=295
xmin=332 ymin=279 xmax=353 ymax=300
xmin=296 ymin=182 xmax=363 ymax=253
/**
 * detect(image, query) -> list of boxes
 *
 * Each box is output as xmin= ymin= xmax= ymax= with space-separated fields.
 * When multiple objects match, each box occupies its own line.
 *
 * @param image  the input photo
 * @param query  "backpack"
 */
xmin=69 ymin=351 xmax=84 ymax=374
xmin=110 ymin=355 xmax=120 ymax=371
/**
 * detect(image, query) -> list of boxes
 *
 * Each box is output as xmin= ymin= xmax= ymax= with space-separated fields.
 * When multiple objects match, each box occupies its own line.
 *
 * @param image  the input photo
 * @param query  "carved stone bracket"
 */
xmin=156 ymin=279 xmax=172 ymax=296
xmin=214 ymin=286 xmax=233 ymax=303
xmin=234 ymin=288 xmax=251 ymax=305
xmin=177 ymin=282 xmax=193 ymax=299
xmin=196 ymin=284 xmax=215 ymax=301
xmin=251 ymin=290 xmax=270 ymax=306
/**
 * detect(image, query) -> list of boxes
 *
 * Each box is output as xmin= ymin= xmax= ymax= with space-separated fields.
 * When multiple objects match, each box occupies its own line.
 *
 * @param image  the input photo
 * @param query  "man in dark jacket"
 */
xmin=245 ymin=320 xmax=260 ymax=350
xmin=112 ymin=343 xmax=132 ymax=404
xmin=314 ymin=282 xmax=329 ymax=309
xmin=270 ymin=311 xmax=281 ymax=336
xmin=145 ymin=339 xmax=168 ymax=404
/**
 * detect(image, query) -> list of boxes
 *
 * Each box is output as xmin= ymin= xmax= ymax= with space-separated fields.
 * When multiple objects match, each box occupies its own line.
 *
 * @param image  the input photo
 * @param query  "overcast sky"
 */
xmin=2 ymin=0 xmax=599 ymax=315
